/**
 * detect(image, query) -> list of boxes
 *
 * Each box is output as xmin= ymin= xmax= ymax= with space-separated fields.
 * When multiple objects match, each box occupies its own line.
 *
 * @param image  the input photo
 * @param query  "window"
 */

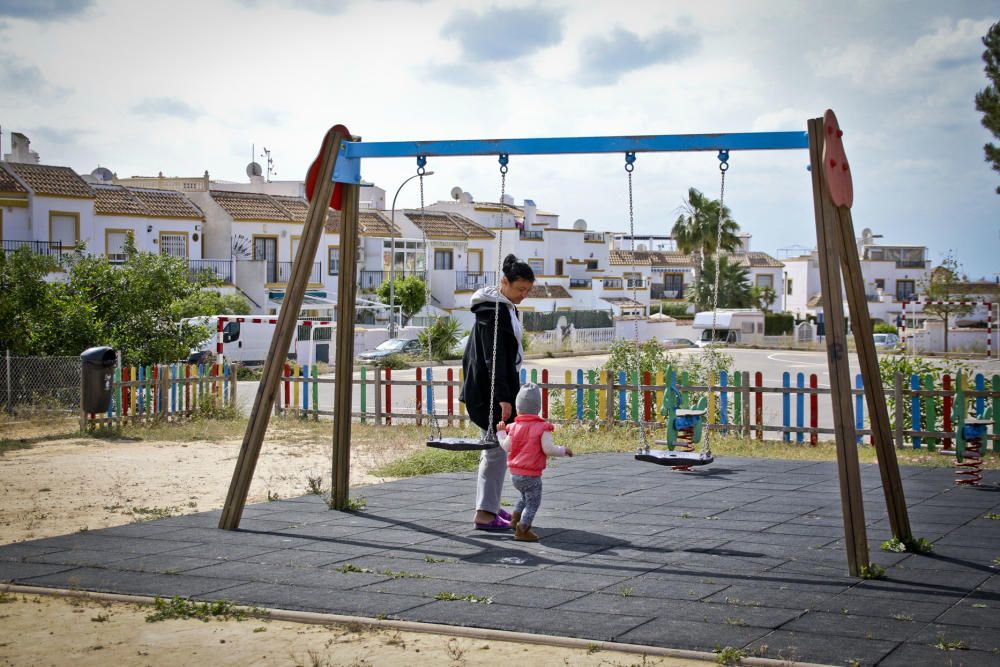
xmin=434 ymin=249 xmax=453 ymax=270
xmin=528 ymin=258 xmax=543 ymax=274
xmin=328 ymin=246 xmax=339 ymax=275
xmin=105 ymin=229 xmax=129 ymax=264
xmin=896 ymin=279 xmax=915 ymax=301
xmin=664 ymin=273 xmax=684 ymax=296
xmin=874 ymin=278 xmax=885 ymax=290
xmin=49 ymin=211 xmax=79 ymax=249
xmin=554 ymin=259 xmax=563 ymax=275
xmin=159 ymin=232 xmax=188 ymax=257
xmin=382 ymin=239 xmax=425 ymax=273
xmin=785 ymin=278 xmax=793 ymax=295
xmin=755 ymin=274 xmax=774 ymax=289
xmin=586 ymin=260 xmax=598 ymax=270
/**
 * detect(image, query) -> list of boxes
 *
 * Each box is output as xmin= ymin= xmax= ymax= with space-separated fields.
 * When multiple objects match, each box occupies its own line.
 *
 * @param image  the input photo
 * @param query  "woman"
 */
xmin=460 ymin=254 xmax=535 ymax=531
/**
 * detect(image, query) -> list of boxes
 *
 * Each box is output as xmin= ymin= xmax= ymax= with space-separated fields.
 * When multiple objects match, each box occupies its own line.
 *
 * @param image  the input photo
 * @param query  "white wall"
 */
xmin=0 ymin=205 xmax=30 ymax=239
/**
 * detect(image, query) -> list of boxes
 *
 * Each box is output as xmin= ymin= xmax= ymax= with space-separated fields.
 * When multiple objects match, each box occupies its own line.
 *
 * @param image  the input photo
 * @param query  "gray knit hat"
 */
xmin=515 ymin=382 xmax=542 ymax=416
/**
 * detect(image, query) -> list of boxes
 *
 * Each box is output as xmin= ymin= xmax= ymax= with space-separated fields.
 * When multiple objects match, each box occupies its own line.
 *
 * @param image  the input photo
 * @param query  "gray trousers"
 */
xmin=476 ymin=428 xmax=507 ymax=514
xmin=511 ymin=474 xmax=543 ymax=527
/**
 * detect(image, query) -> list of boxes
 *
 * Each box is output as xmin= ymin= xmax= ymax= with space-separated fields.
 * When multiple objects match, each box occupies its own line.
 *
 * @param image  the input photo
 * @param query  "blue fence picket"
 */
xmin=782 ymin=372 xmax=791 ymax=442
xmin=855 ymin=374 xmax=863 ymax=445
xmin=975 ymin=373 xmax=985 ymax=417
xmin=520 ymin=368 xmax=527 ymax=384
xmin=426 ymin=368 xmax=434 ymax=415
xmin=796 ymin=372 xmax=805 ymax=443
xmin=576 ymin=369 xmax=584 ymax=421
xmin=911 ymin=374 xmax=922 ymax=448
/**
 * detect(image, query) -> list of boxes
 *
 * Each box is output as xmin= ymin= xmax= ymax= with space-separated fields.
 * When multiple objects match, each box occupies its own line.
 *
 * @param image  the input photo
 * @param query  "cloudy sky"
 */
xmin=2 ymin=0 xmax=998 ymax=279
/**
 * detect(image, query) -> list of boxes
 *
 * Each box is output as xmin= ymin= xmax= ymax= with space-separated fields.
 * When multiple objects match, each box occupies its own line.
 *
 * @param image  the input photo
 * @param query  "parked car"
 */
xmin=873 ymin=333 xmax=900 ymax=348
xmin=357 ymin=338 xmax=422 ymax=361
xmin=661 ymin=337 xmax=696 ymax=349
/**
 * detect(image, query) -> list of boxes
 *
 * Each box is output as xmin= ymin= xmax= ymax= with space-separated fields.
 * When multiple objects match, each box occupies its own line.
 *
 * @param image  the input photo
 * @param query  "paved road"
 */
xmin=236 ymin=348 xmax=1000 ymax=440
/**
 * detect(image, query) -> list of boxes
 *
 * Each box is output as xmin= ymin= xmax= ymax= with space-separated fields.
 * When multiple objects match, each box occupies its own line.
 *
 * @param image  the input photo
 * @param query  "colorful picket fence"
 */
xmin=272 ymin=365 xmax=1000 ymax=451
xmin=84 ymin=362 xmax=236 ymax=427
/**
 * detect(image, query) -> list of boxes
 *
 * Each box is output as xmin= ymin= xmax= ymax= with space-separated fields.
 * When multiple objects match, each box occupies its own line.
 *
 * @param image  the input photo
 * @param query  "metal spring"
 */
xmin=955 ymin=437 xmax=983 ymax=486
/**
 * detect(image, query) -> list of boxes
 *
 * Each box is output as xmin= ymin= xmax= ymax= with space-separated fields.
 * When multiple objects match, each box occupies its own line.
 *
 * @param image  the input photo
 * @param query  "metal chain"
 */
xmin=417 ymin=160 xmax=442 ymax=440
xmin=625 ymin=153 xmax=648 ymax=454
xmin=703 ymin=151 xmax=729 ymax=455
xmin=484 ymin=155 xmax=508 ymax=444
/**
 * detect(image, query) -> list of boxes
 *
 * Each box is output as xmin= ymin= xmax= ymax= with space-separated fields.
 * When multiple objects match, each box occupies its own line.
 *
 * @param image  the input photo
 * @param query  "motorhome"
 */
xmin=692 ymin=309 xmax=765 ymax=347
xmin=183 ymin=316 xmax=317 ymax=366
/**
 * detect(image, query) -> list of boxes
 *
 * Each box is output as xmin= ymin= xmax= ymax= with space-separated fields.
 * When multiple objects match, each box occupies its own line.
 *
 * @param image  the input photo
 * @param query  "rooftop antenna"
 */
xmin=260 ymin=146 xmax=276 ymax=182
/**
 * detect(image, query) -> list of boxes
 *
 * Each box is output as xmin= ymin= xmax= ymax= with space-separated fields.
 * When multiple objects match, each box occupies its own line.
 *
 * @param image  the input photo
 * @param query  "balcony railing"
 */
xmin=896 ymin=261 xmax=928 ymax=269
xmin=276 ymin=261 xmax=321 ymax=284
xmin=358 ymin=269 xmax=426 ymax=290
xmin=456 ymin=271 xmax=498 ymax=291
xmin=188 ymin=258 xmax=234 ymax=284
xmin=601 ymin=279 xmax=623 ymax=289
xmin=569 ymin=278 xmax=591 ymax=288
xmin=626 ymin=278 xmax=645 ymax=289
xmin=583 ymin=232 xmax=606 ymax=242
xmin=2 ymin=239 xmax=64 ymax=263
xmin=519 ymin=230 xmax=544 ymax=240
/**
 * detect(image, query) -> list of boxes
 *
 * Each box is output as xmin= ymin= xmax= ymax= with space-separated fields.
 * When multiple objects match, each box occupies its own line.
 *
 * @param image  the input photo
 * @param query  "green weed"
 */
xmin=434 ymin=592 xmax=493 ymax=604
xmin=144 ymin=596 xmax=264 ymax=623
xmin=714 ymin=646 xmax=748 ymax=665
xmin=859 ymin=564 xmax=885 ymax=579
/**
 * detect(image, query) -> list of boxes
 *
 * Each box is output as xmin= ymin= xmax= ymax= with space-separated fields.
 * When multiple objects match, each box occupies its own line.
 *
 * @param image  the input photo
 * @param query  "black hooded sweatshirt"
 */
xmin=459 ymin=287 xmax=521 ymax=432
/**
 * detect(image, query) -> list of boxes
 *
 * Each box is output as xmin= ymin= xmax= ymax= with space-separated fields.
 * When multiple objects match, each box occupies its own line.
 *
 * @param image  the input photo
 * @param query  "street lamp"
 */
xmin=389 ymin=171 xmax=434 ymax=337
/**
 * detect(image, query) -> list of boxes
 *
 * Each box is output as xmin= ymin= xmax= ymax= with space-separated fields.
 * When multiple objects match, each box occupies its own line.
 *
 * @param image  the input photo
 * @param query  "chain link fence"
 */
xmin=1 ymin=353 xmax=81 ymax=417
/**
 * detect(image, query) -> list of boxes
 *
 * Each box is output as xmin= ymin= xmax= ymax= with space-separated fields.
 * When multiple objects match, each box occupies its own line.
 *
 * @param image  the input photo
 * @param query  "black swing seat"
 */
xmin=635 ymin=449 xmax=714 ymax=467
xmin=426 ymin=435 xmax=500 ymax=452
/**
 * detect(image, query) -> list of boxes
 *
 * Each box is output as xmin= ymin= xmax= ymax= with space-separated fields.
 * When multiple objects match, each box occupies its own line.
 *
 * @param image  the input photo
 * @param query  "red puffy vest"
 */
xmin=506 ymin=414 xmax=555 ymax=477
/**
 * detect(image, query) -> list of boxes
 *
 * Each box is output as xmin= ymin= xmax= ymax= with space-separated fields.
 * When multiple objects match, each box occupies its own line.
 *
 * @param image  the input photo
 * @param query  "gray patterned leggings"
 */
xmin=511 ymin=474 xmax=543 ymax=528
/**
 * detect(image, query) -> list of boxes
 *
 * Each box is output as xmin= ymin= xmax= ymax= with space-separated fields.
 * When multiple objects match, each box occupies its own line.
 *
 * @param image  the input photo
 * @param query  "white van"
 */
xmin=183 ymin=316 xmax=307 ymax=366
xmin=692 ymin=309 xmax=765 ymax=347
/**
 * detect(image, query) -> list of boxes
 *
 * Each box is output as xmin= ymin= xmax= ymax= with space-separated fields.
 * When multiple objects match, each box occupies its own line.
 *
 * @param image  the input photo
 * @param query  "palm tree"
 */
xmin=671 ymin=187 xmax=742 ymax=285
xmin=686 ymin=256 xmax=752 ymax=311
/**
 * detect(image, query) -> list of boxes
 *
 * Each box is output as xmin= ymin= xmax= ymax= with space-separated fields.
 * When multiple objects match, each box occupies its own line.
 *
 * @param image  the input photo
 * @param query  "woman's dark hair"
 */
xmin=502 ymin=254 xmax=535 ymax=284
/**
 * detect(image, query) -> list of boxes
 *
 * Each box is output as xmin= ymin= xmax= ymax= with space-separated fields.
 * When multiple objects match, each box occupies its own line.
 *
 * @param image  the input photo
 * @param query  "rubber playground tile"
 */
xmin=182 ymin=560 xmax=393 ymax=590
xmin=113 ymin=554 xmax=222 ymax=574
xmin=878 ymin=641 xmax=1000 ymax=667
xmin=10 ymin=533 xmax=201 ymax=556
xmin=904 ymin=622 xmax=1000 ymax=653
xmin=0 ymin=561 xmax=78 ymax=582
xmin=702 ymin=584 xmax=834 ymax=610
xmin=19 ymin=566 xmax=243 ymax=599
xmin=811 ymin=591 xmax=955 ymax=622
xmin=162 ymin=542 xmax=288 ymax=562
xmin=499 ymin=567 xmax=634 ymax=592
xmin=779 ymin=610 xmax=928 ymax=643
xmin=218 ymin=581 xmax=432 ymax=617
xmin=354 ymin=577 xmax=586 ymax=609
xmin=933 ymin=600 xmax=1000 ymax=629
xmin=26 ymin=548 xmax=142 ymax=568
xmin=402 ymin=600 xmax=650 ymax=641
xmin=745 ymin=630 xmax=900 ymax=666
xmin=95 ymin=523 xmax=192 ymax=539
xmin=0 ymin=542 xmax=65 ymax=562
xmin=615 ymin=617 xmax=773 ymax=653
xmin=156 ymin=526 xmax=317 ymax=549
xmin=609 ymin=575 xmax=730 ymax=601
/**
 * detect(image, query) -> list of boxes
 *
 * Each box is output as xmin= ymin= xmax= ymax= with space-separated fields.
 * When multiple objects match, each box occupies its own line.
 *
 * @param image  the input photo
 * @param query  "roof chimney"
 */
xmin=4 ymin=132 xmax=40 ymax=164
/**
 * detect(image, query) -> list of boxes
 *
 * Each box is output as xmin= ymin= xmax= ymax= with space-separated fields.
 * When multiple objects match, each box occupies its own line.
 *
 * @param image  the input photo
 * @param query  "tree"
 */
xmin=685 ymin=256 xmax=752 ymax=311
xmin=417 ymin=316 xmax=462 ymax=361
xmin=750 ymin=284 xmax=777 ymax=314
xmin=375 ymin=276 xmax=427 ymax=325
xmin=0 ymin=247 xmax=63 ymax=354
xmin=170 ymin=290 xmax=251 ymax=320
xmin=671 ymin=187 xmax=741 ymax=284
xmin=920 ymin=254 xmax=974 ymax=353
xmin=975 ymin=20 xmax=1000 ymax=194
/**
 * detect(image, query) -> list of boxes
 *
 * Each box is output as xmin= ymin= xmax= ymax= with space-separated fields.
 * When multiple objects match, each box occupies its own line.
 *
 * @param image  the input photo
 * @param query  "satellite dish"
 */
xmin=573 ymin=218 xmax=588 ymax=231
xmin=450 ymin=186 xmax=463 ymax=200
xmin=501 ymin=193 xmax=515 ymax=206
xmin=91 ymin=167 xmax=114 ymax=182
xmin=461 ymin=192 xmax=474 ymax=203
xmin=246 ymin=161 xmax=263 ymax=178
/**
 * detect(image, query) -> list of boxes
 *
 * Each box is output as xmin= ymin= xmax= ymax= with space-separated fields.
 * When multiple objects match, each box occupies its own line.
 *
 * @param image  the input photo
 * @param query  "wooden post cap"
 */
xmin=305 ymin=124 xmax=351 ymax=211
xmin=822 ymin=110 xmax=853 ymax=208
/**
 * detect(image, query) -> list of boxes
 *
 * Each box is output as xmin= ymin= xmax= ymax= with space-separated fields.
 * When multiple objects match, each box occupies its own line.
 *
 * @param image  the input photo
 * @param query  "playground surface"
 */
xmin=2 ymin=454 xmax=999 ymax=666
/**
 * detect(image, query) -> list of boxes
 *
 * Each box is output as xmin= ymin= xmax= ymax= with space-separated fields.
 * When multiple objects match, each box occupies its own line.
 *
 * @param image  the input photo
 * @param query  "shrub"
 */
xmin=374 ymin=353 xmax=410 ymax=370
xmin=873 ymin=321 xmax=898 ymax=334
xmin=418 ymin=317 xmax=462 ymax=361
xmin=653 ymin=302 xmax=692 ymax=318
xmin=765 ymin=313 xmax=794 ymax=335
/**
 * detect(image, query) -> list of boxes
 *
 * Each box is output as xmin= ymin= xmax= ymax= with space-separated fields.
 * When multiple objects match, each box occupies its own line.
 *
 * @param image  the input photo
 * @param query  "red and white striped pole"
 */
xmin=216 ymin=317 xmax=227 ymax=366
xmin=988 ymin=303 xmax=994 ymax=359
xmin=900 ymin=301 xmax=907 ymax=352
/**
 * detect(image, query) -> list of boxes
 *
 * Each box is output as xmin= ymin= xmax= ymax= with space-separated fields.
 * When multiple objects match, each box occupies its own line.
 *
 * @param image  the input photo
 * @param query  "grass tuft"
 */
xmin=144 ymin=596 xmax=264 ymax=623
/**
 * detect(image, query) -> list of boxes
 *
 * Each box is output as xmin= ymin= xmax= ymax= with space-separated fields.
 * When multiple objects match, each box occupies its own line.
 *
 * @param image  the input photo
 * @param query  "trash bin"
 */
xmin=81 ymin=346 xmax=116 ymax=413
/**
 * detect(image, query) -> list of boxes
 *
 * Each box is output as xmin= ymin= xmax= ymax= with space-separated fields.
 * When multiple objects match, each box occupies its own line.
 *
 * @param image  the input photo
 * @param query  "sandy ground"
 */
xmin=0 ymin=592 xmax=707 ymax=667
xmin=0 ymin=421 xmax=711 ymax=666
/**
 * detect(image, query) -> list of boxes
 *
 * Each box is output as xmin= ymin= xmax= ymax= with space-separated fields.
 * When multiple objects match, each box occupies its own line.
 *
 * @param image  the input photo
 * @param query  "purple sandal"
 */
xmin=497 ymin=508 xmax=512 ymax=521
xmin=474 ymin=516 xmax=511 ymax=531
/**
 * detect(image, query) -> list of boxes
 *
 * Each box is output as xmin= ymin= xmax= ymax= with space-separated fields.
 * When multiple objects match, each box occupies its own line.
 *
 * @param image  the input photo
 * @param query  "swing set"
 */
xmin=219 ymin=111 xmax=917 ymax=577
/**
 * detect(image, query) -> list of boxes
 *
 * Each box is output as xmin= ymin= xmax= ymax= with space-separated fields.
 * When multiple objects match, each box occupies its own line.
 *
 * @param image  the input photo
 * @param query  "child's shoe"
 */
xmin=510 ymin=511 xmax=521 ymax=532
xmin=514 ymin=523 xmax=539 ymax=542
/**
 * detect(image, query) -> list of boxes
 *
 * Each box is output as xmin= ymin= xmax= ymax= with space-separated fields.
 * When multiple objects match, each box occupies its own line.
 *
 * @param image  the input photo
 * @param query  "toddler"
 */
xmin=497 ymin=383 xmax=573 ymax=541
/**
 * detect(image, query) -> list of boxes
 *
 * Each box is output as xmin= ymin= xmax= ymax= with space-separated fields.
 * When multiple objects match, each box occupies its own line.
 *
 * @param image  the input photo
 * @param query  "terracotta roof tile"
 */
xmin=0 ymin=164 xmax=28 ymax=194
xmin=4 ymin=162 xmax=93 ymax=198
xmin=404 ymin=210 xmax=494 ymax=239
xmin=94 ymin=185 xmax=203 ymax=219
xmin=131 ymin=188 xmax=203 ymax=219
xmin=271 ymin=195 xmax=310 ymax=222
xmin=93 ymin=185 xmax=148 ymax=216
xmin=324 ymin=208 xmax=401 ymax=237
xmin=611 ymin=249 xmax=784 ymax=269
xmin=210 ymin=190 xmax=292 ymax=221
xmin=724 ymin=251 xmax=784 ymax=269
xmin=527 ymin=284 xmax=571 ymax=299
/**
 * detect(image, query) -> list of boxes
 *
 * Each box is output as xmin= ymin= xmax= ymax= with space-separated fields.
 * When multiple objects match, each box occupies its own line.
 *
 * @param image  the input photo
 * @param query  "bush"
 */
xmin=373 ymin=353 xmax=410 ymax=370
xmin=878 ymin=354 xmax=973 ymax=437
xmin=652 ymin=302 xmax=692 ymax=318
xmin=873 ymin=321 xmax=898 ymax=334
xmin=418 ymin=317 xmax=462 ymax=361
xmin=765 ymin=313 xmax=794 ymax=335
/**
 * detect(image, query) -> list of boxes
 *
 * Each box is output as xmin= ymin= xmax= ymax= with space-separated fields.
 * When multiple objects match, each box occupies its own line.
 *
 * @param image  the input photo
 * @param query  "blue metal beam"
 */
xmin=333 ymin=130 xmax=809 ymax=184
